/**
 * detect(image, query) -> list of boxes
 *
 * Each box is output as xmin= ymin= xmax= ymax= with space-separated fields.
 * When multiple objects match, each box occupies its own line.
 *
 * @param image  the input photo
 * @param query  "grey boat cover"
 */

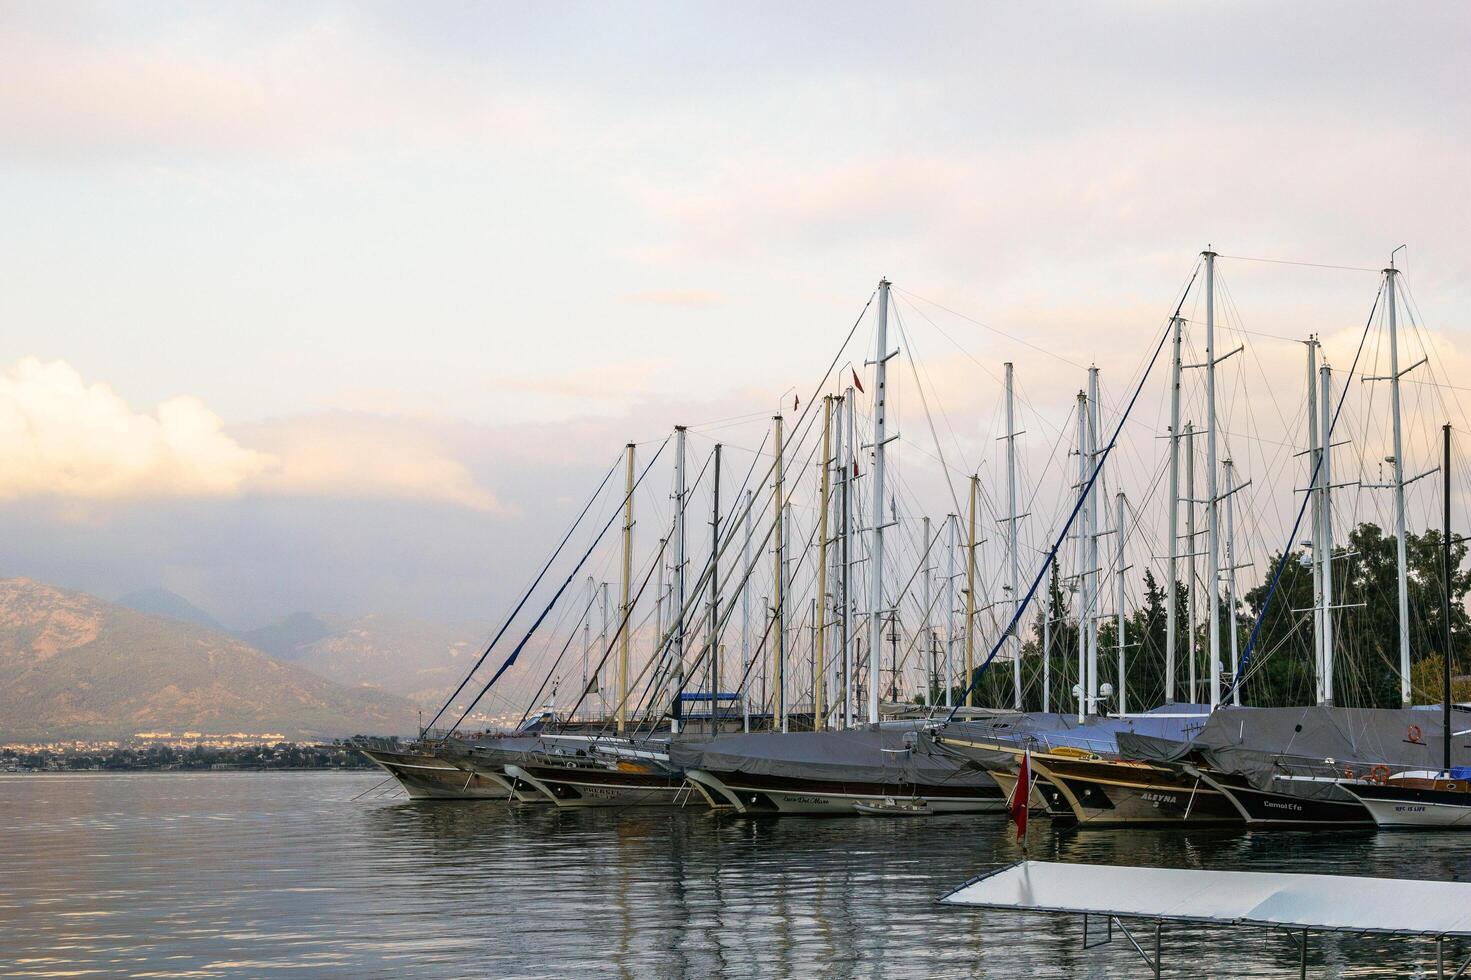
xmin=1117 ymin=705 xmax=1471 ymax=794
xmin=668 ymin=724 xmax=996 ymax=788
xmin=933 ymin=704 xmax=1214 ymax=758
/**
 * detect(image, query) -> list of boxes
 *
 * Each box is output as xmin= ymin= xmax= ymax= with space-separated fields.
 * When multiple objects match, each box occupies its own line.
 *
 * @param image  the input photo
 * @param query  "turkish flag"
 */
xmin=852 ymin=368 xmax=865 ymax=393
xmin=1009 ymin=750 xmax=1030 ymax=842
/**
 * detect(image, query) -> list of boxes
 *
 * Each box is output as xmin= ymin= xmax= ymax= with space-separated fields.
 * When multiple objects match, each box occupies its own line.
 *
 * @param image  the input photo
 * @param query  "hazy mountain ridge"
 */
xmin=0 ymin=579 xmax=418 ymax=741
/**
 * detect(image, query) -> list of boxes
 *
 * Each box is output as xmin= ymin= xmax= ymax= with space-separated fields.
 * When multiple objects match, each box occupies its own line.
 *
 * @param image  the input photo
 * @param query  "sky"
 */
xmin=0 ymin=2 xmax=1468 ymax=630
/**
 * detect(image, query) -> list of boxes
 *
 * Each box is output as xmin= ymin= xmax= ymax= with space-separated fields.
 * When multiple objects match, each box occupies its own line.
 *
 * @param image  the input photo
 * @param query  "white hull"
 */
xmin=1356 ymin=796 xmax=1471 ymax=828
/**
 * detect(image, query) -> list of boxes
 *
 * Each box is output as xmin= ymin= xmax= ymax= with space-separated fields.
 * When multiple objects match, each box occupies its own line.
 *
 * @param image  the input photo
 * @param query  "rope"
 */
xmin=945 ymin=264 xmax=1202 ymax=720
xmin=440 ymin=437 xmax=670 ymax=734
xmin=1226 ymin=279 xmax=1385 ymax=697
xmin=422 ymin=449 xmax=622 ymax=732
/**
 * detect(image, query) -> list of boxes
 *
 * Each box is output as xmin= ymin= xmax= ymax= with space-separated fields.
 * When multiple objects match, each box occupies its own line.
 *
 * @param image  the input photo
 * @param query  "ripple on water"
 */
xmin=1 ymin=773 xmax=1467 ymax=977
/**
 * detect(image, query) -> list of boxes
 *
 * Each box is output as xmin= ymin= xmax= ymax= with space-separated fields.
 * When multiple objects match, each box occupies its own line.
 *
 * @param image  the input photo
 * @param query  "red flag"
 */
xmin=1009 ymin=750 xmax=1030 ymax=843
xmin=852 ymin=368 xmax=865 ymax=393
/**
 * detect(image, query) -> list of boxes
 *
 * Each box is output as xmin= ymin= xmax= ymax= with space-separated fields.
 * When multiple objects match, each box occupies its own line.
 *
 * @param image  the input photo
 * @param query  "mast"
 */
xmin=1165 ymin=316 xmax=1183 ymax=703
xmin=742 ymin=490 xmax=753 ymax=732
xmin=772 ymin=413 xmax=786 ymax=732
xmin=1185 ymin=421 xmax=1197 ymax=704
xmin=707 ymin=443 xmax=721 ymax=725
xmin=966 ymin=474 xmax=979 ymax=709
xmin=815 ymin=396 xmax=833 ymax=730
xmin=868 ymin=277 xmax=895 ymax=725
xmin=1086 ymin=367 xmax=1101 ymax=716
xmin=1005 ymin=361 xmax=1023 ymax=710
xmin=1116 ymin=490 xmax=1127 ymax=716
xmin=783 ymin=500 xmax=793 ymax=727
xmin=921 ymin=515 xmax=932 ymax=707
xmin=671 ymin=424 xmax=687 ymax=734
xmin=582 ymin=575 xmax=594 ymax=718
xmin=1386 ymin=265 xmax=1412 ymax=706
xmin=1075 ymin=389 xmax=1088 ymax=721
xmin=1203 ymin=248 xmax=1221 ymax=711
xmin=1320 ymin=363 xmax=1336 ymax=705
xmin=1306 ymin=339 xmax=1325 ymax=705
xmin=945 ymin=513 xmax=957 ymax=709
xmin=1042 ymin=573 xmax=1051 ymax=713
xmin=1442 ymin=423 xmax=1453 ymax=776
xmin=617 ymin=442 xmax=635 ymax=734
xmin=1224 ymin=459 xmax=1240 ymax=707
xmin=843 ymin=389 xmax=856 ymax=727
xmin=599 ymin=581 xmax=610 ymax=718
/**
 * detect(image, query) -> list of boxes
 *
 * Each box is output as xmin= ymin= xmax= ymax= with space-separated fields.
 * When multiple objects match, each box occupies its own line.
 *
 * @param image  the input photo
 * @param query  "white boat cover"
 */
xmin=941 ymin=861 xmax=1471 ymax=937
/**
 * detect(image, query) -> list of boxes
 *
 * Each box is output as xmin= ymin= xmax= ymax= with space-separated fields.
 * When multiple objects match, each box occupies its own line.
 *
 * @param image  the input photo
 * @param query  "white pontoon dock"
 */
xmin=940 ymin=860 xmax=1471 ymax=978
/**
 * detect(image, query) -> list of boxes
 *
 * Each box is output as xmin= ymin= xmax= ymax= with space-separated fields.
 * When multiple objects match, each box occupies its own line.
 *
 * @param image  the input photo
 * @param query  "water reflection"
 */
xmin=0 ymin=774 xmax=1466 ymax=978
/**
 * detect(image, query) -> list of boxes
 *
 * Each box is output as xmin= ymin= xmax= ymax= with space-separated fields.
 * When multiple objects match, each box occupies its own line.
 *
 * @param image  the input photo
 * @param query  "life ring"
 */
xmin=1408 ymin=724 xmax=1424 ymax=744
xmin=1369 ymin=764 xmax=1392 ymax=785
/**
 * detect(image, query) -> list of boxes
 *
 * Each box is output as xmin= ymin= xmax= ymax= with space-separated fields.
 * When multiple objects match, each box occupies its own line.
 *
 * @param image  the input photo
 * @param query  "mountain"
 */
xmin=117 ymin=588 xmax=225 ymax=632
xmin=238 ymin=611 xmax=334 ymax=661
xmin=0 ymin=578 xmax=418 ymax=741
xmin=290 ymin=614 xmax=487 ymax=707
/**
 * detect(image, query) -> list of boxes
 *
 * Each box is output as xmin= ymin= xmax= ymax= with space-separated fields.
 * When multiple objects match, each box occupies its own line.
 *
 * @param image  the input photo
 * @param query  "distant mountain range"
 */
xmin=0 ymin=579 xmax=420 ymax=742
xmin=112 ymin=588 xmax=484 ymax=711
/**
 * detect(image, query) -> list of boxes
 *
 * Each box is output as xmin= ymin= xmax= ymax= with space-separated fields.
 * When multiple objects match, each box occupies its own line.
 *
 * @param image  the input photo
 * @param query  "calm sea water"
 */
xmin=1 ymin=772 xmax=1467 ymax=978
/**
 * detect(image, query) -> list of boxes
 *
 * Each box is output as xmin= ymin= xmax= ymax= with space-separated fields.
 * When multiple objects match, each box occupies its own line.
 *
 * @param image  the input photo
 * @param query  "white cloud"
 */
xmin=243 ymin=413 xmax=507 ymax=514
xmin=0 ymin=358 xmax=505 ymax=512
xmin=0 ymin=358 xmax=268 ymax=500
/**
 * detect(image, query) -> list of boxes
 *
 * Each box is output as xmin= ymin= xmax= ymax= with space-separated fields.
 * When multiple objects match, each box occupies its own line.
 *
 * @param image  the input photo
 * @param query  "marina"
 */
xmin=5 ymin=6 xmax=1469 ymax=977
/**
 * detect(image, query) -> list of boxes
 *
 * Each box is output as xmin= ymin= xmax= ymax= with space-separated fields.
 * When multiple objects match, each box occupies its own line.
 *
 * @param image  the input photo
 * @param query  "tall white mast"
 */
xmin=706 ymin=444 xmax=721 ymax=720
xmin=1203 ymin=249 xmax=1221 ymax=711
xmin=1075 ymin=388 xmax=1088 ymax=722
xmin=945 ymin=513 xmax=957 ymax=710
xmin=671 ymin=424 xmax=687 ymax=734
xmin=868 ymin=278 xmax=895 ymax=725
xmin=1004 ymin=361 xmax=1023 ymax=710
xmin=617 ymin=443 xmax=635 ymax=734
xmin=1386 ymin=265 xmax=1412 ymax=706
xmin=772 ymin=413 xmax=786 ymax=732
xmin=742 ymin=491 xmax=752 ymax=732
xmin=816 ymin=397 xmax=832 ymax=730
xmin=921 ymin=515 xmax=932 ymax=707
xmin=843 ymin=389 xmax=856 ymax=727
xmin=782 ymin=500 xmax=793 ymax=727
xmin=1086 ymin=367 xmax=1101 ymax=716
xmin=1224 ymin=459 xmax=1240 ymax=707
xmin=1116 ymin=491 xmax=1127 ymax=716
xmin=1165 ymin=316 xmax=1184 ymax=703
xmin=1185 ymin=421 xmax=1197 ymax=704
xmin=1306 ymin=339 xmax=1324 ymax=705
xmin=1320 ymin=363 xmax=1336 ymax=705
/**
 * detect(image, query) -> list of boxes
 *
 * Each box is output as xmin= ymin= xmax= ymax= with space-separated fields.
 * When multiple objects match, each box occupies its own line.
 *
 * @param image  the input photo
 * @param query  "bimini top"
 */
xmin=940 ymin=861 xmax=1471 ymax=938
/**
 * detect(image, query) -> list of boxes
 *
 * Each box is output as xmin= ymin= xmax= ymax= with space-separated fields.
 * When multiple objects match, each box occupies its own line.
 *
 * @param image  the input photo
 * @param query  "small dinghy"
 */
xmin=853 ymin=796 xmax=932 ymax=817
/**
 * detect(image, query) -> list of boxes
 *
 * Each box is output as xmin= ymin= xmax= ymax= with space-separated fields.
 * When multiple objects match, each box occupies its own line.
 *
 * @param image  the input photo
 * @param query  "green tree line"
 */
xmin=957 ymin=521 xmax=1470 ymax=711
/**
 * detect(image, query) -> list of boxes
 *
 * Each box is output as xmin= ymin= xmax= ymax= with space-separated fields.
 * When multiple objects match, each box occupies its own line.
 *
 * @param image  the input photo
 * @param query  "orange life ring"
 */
xmin=1369 ymin=764 xmax=1392 ymax=785
xmin=1408 ymin=724 xmax=1424 ymax=744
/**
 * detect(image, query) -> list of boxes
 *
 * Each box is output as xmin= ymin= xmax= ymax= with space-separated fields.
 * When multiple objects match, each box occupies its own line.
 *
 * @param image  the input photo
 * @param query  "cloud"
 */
xmin=0 ymin=358 xmax=504 ymax=512
xmin=0 ymin=358 xmax=268 ymax=501
xmin=243 ymin=413 xmax=507 ymax=513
